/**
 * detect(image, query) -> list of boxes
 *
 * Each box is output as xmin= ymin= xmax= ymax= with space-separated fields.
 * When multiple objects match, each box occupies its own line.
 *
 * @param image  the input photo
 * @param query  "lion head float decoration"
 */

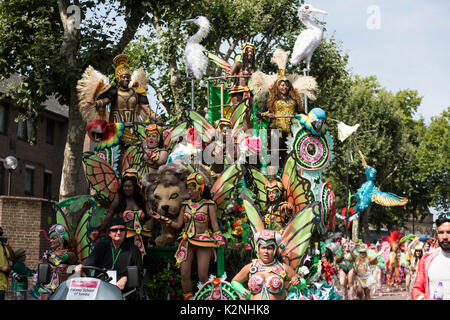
xmin=142 ymin=161 xmax=214 ymax=247
xmin=142 ymin=161 xmax=191 ymax=246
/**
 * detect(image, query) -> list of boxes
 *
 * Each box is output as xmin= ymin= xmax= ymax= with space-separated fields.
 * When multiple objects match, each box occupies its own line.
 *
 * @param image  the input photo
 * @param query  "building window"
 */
xmin=24 ymin=167 xmax=34 ymax=196
xmin=17 ymin=118 xmax=36 ymax=143
xmin=17 ymin=118 xmax=27 ymax=139
xmin=0 ymin=105 xmax=6 ymax=134
xmin=43 ymin=171 xmax=52 ymax=200
xmin=46 ymin=119 xmax=55 ymax=144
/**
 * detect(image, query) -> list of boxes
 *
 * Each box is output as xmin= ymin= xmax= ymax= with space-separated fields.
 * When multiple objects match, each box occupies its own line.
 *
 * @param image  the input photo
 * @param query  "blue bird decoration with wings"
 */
xmin=352 ymin=153 xmax=408 ymax=214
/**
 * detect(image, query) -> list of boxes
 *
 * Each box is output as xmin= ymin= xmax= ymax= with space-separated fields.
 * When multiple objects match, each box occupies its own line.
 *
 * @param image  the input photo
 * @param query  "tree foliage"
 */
xmin=0 ymin=0 xmax=446 ymax=234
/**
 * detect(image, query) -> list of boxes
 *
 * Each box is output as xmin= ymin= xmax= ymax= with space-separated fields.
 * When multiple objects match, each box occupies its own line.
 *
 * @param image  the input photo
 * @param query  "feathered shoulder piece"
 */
xmin=130 ymin=67 xmax=148 ymax=95
xmin=77 ymin=66 xmax=110 ymax=122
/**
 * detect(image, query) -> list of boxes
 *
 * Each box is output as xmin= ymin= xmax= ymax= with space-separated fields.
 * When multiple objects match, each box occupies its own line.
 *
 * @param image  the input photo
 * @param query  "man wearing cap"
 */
xmin=412 ymin=214 xmax=450 ymax=300
xmin=74 ymin=218 xmax=142 ymax=296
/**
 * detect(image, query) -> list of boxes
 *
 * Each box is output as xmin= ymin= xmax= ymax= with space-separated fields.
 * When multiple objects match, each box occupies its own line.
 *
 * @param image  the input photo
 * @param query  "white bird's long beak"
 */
xmin=310 ymin=8 xmax=328 ymax=15
xmin=184 ymin=18 xmax=195 ymax=23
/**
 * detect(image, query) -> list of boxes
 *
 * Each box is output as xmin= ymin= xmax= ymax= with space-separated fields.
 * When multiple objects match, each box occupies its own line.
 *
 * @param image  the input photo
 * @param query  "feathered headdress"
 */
xmin=77 ymin=66 xmax=110 ymax=123
xmin=249 ymin=48 xmax=317 ymax=101
xmin=387 ymin=230 xmax=404 ymax=250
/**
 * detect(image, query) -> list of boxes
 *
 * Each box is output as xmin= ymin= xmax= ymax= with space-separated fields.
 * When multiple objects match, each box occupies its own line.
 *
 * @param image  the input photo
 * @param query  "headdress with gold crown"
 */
xmin=271 ymin=49 xmax=289 ymax=83
xmin=145 ymin=124 xmax=162 ymax=142
xmin=241 ymin=42 xmax=255 ymax=55
xmin=113 ymin=54 xmax=131 ymax=81
xmin=186 ymin=172 xmax=205 ymax=193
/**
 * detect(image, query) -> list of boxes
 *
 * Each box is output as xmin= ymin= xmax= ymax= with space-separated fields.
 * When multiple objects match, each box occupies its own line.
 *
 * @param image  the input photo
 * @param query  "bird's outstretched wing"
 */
xmin=371 ymin=188 xmax=408 ymax=207
xmin=203 ymin=51 xmax=232 ymax=73
xmin=282 ymin=155 xmax=314 ymax=213
xmin=279 ymin=202 xmax=321 ymax=271
xmin=83 ymin=152 xmax=119 ymax=203
xmin=77 ymin=66 xmax=110 ymax=123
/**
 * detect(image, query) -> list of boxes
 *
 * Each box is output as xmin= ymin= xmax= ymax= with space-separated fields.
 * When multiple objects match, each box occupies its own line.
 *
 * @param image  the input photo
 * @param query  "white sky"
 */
xmin=309 ymin=0 xmax=449 ymax=123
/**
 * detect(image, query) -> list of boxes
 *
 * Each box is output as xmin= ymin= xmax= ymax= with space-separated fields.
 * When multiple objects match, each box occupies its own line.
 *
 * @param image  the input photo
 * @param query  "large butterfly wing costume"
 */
xmin=241 ymin=193 xmax=320 ymax=271
xmin=282 ymin=156 xmax=315 ymax=214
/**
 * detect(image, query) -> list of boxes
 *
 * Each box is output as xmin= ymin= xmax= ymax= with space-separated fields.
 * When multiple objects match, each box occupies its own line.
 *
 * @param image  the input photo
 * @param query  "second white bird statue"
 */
xmin=290 ymin=4 xmax=328 ymax=72
xmin=184 ymin=16 xmax=210 ymax=80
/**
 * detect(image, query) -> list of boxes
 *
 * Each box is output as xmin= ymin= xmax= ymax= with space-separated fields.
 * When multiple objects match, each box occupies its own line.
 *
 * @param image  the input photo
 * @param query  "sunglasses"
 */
xmin=109 ymin=227 xmax=126 ymax=233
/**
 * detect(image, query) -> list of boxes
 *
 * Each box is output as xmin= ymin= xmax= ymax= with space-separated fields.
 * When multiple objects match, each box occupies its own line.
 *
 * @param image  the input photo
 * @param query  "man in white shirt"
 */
xmin=411 ymin=213 xmax=450 ymax=300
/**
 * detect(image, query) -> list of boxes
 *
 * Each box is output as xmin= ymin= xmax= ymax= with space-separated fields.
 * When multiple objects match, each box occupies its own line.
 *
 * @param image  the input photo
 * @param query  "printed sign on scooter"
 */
xmin=67 ymin=278 xmax=100 ymax=300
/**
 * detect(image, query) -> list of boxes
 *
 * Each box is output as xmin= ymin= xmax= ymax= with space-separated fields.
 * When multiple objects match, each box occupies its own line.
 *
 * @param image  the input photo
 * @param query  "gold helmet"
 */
xmin=113 ymin=54 xmax=131 ymax=81
xmin=265 ymin=179 xmax=283 ymax=194
xmin=241 ymin=42 xmax=255 ymax=55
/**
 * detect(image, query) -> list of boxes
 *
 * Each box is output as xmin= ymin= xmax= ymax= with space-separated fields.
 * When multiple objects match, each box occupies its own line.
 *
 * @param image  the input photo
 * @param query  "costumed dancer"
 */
xmin=250 ymin=48 xmax=316 ymax=167
xmin=228 ymin=43 xmax=256 ymax=109
xmin=78 ymin=54 xmax=161 ymax=146
xmin=352 ymin=243 xmax=385 ymax=300
xmin=150 ymin=172 xmax=225 ymax=300
xmin=33 ymin=224 xmax=77 ymax=299
xmin=263 ymin=173 xmax=294 ymax=231
xmin=335 ymin=239 xmax=356 ymax=300
xmin=386 ymin=231 xmax=403 ymax=292
xmin=231 ymin=230 xmax=301 ymax=300
xmin=94 ymin=168 xmax=152 ymax=258
xmin=403 ymin=236 xmax=422 ymax=295
xmin=143 ymin=123 xmax=168 ymax=175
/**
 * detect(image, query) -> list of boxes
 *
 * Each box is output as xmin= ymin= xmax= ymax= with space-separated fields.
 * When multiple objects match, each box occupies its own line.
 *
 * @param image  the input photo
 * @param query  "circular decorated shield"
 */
xmin=292 ymin=128 xmax=330 ymax=170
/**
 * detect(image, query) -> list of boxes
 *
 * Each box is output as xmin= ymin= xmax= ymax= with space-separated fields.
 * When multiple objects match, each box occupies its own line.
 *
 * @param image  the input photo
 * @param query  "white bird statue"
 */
xmin=184 ymin=16 xmax=210 ymax=80
xmin=290 ymin=4 xmax=328 ymax=72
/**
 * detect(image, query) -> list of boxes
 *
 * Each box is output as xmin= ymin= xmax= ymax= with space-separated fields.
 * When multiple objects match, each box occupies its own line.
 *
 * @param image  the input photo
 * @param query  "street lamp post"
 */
xmin=3 ymin=156 xmax=18 ymax=196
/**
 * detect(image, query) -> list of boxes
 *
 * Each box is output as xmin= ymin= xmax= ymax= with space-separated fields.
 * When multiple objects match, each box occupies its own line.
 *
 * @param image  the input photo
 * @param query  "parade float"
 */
xmin=36 ymin=4 xmax=409 ymax=300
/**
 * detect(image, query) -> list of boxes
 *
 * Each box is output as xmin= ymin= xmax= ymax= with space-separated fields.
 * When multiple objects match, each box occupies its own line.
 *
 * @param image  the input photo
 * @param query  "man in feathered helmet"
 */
xmin=77 ymin=54 xmax=161 ymax=142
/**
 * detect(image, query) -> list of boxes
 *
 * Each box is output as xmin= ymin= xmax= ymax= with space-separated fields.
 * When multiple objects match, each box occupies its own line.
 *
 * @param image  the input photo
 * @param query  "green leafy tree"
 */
xmin=416 ymin=108 xmax=450 ymax=211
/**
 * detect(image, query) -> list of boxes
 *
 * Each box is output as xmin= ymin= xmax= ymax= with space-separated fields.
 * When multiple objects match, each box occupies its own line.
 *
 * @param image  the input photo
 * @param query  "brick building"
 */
xmin=0 ymin=99 xmax=69 ymax=200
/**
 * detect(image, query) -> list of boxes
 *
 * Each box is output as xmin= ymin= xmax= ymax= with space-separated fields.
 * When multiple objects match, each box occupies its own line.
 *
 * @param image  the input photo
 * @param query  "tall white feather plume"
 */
xmin=77 ymin=66 xmax=109 ymax=122
xmin=270 ymin=48 xmax=290 ymax=70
